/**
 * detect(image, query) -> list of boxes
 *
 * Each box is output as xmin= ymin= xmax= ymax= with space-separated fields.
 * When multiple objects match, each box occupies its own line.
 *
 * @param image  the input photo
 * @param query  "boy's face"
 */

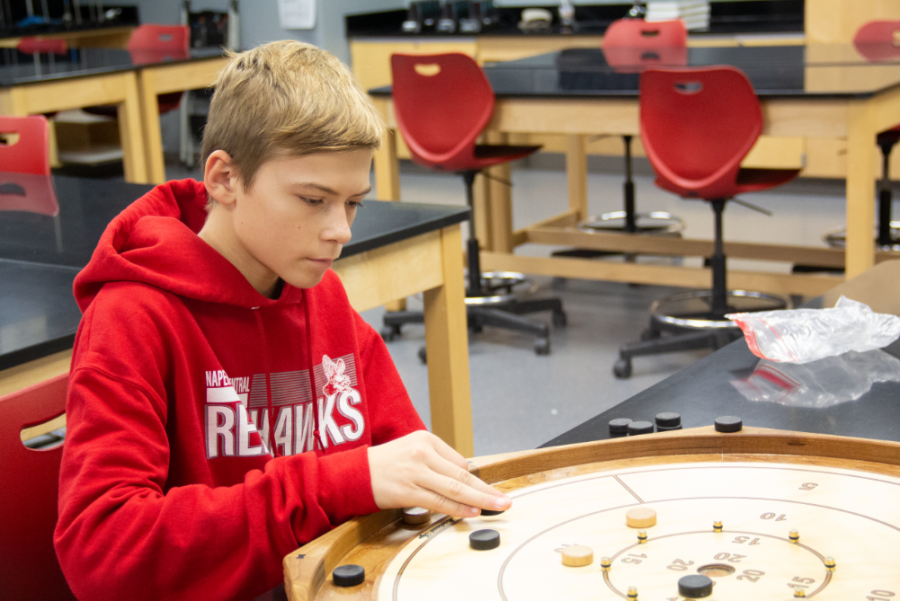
xmin=204 ymin=149 xmax=373 ymax=296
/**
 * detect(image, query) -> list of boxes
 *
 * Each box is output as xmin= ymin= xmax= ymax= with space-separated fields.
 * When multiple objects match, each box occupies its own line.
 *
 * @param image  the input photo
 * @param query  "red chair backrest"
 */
xmin=0 ymin=374 xmax=77 ymax=600
xmin=853 ymin=20 xmax=900 ymax=62
xmin=0 ymin=115 xmax=51 ymax=176
xmin=603 ymin=18 xmax=687 ymax=49
xmin=390 ymin=53 xmax=494 ymax=170
xmin=602 ymin=18 xmax=688 ymax=72
xmin=17 ymin=37 xmax=68 ymax=55
xmin=640 ymin=67 xmax=762 ymax=199
xmin=127 ymin=24 xmax=190 ymax=64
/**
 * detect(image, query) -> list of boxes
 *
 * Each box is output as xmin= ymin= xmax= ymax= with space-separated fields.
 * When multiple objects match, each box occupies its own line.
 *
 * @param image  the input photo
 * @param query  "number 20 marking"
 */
xmin=737 ymin=569 xmax=765 ymax=582
xmin=667 ymin=559 xmax=694 ymax=571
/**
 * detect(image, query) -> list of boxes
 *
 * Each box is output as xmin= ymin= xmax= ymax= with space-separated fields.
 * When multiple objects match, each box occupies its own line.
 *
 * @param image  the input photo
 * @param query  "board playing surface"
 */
xmin=379 ymin=461 xmax=900 ymax=600
xmin=284 ymin=427 xmax=900 ymax=601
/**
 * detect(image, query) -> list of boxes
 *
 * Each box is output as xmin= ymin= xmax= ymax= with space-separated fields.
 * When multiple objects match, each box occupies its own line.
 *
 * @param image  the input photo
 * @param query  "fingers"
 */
xmin=425 ymin=432 xmax=471 ymax=471
xmin=416 ymin=461 xmax=512 ymax=517
xmin=367 ymin=431 xmax=513 ymax=518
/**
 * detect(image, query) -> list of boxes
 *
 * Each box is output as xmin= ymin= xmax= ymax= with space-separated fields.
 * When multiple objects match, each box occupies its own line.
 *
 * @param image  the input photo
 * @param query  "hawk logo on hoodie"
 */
xmin=204 ymin=354 xmax=366 ymax=459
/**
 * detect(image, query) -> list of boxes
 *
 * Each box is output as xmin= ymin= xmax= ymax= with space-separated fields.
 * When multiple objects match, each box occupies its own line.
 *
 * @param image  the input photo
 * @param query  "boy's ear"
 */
xmin=204 ymin=150 xmax=240 ymax=206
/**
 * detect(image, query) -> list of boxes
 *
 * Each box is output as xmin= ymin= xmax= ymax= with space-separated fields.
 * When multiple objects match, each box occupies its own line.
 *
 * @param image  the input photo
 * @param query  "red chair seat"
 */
xmin=473 ymin=144 xmax=542 ymax=165
xmin=877 ymin=125 xmax=900 ymax=146
xmin=734 ymin=167 xmax=802 ymax=191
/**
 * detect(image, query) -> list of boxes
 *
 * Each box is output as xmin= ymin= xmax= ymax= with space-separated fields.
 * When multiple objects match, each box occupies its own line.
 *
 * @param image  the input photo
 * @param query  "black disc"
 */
xmin=333 ymin=564 xmax=365 ymax=587
xmin=469 ymin=529 xmax=501 ymax=550
xmin=715 ymin=415 xmax=743 ymax=433
xmin=656 ymin=424 xmax=683 ymax=432
xmin=678 ymin=574 xmax=714 ymax=598
xmin=655 ymin=412 xmax=682 ymax=428
xmin=627 ymin=420 xmax=654 ymax=436
xmin=480 ymin=509 xmax=505 ymax=516
xmin=608 ymin=418 xmax=632 ymax=435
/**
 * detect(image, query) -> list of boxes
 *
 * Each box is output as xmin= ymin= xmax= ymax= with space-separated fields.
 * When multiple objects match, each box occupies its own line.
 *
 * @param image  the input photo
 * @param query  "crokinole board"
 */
xmin=283 ymin=427 xmax=900 ymax=601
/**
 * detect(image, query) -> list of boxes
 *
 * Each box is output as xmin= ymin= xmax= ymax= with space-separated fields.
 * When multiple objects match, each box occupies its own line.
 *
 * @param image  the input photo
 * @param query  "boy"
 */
xmin=54 ymin=40 xmax=510 ymax=601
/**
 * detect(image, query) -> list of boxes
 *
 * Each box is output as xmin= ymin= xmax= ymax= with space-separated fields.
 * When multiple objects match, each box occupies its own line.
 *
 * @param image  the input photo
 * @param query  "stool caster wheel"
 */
xmin=417 ymin=346 xmax=427 ymax=364
xmin=552 ymin=310 xmax=568 ymax=328
xmin=535 ymin=338 xmax=551 ymax=355
xmin=640 ymin=328 xmax=659 ymax=341
xmin=613 ymin=358 xmax=632 ymax=379
xmin=381 ymin=324 xmax=400 ymax=342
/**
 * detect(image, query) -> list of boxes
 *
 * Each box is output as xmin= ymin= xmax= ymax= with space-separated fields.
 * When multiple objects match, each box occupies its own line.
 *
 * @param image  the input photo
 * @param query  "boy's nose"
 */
xmin=325 ymin=210 xmax=353 ymax=244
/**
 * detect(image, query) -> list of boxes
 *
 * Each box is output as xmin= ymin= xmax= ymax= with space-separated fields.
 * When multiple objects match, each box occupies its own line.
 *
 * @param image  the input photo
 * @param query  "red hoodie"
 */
xmin=54 ymin=179 xmax=425 ymax=601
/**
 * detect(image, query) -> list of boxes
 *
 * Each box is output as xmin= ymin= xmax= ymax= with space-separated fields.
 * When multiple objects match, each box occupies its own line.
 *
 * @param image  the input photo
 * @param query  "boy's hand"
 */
xmin=368 ymin=431 xmax=512 ymax=518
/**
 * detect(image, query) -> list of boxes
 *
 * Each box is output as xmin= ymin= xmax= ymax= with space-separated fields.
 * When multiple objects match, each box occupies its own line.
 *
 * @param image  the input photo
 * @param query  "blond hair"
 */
xmin=201 ymin=40 xmax=385 ymax=191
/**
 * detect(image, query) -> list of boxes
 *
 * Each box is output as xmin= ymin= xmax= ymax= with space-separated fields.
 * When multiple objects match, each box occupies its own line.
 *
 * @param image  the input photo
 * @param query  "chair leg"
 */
xmin=623 ymin=135 xmax=636 ymax=233
xmin=614 ymin=328 xmax=740 ymax=379
xmin=462 ymin=170 xmax=485 ymax=295
xmin=877 ymin=139 xmax=896 ymax=248
xmin=384 ymin=169 xmax=565 ymax=354
xmin=380 ymin=311 xmax=425 ymax=341
xmin=469 ymin=307 xmax=551 ymax=354
xmin=709 ymin=199 xmax=728 ymax=319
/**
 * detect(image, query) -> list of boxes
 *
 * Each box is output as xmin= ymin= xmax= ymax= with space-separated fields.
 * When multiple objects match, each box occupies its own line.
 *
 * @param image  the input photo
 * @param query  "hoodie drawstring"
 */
xmin=302 ymin=290 xmax=325 ymax=454
xmin=253 ymin=309 xmax=276 ymax=456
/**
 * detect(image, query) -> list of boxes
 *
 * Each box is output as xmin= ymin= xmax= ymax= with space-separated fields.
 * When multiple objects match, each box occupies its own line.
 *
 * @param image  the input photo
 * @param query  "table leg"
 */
xmin=373 ymin=128 xmax=406 ymax=312
xmin=373 ymin=123 xmax=400 ymax=201
xmin=566 ymin=134 xmax=589 ymax=220
xmin=423 ymin=225 xmax=473 ymax=457
xmin=845 ymin=100 xmax=877 ymax=278
xmin=138 ymin=69 xmax=167 ymax=184
xmin=486 ymin=131 xmax=513 ymax=254
xmin=117 ymin=72 xmax=150 ymax=184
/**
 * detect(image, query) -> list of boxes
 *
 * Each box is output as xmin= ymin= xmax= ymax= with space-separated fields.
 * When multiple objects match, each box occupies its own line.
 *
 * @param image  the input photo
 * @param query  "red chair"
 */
xmin=382 ymin=53 xmax=566 ymax=355
xmin=17 ymin=37 xmax=69 ymax=56
xmin=575 ymin=18 xmax=688 ymax=238
xmin=85 ymin=25 xmax=189 ymax=118
xmin=614 ymin=66 xmax=798 ymax=378
xmin=0 ymin=115 xmax=60 ymax=216
xmin=0 ymin=115 xmax=51 ymax=177
xmin=0 ymin=374 xmax=77 ymax=600
xmin=126 ymin=24 xmax=190 ymax=114
xmin=602 ymin=18 xmax=688 ymax=73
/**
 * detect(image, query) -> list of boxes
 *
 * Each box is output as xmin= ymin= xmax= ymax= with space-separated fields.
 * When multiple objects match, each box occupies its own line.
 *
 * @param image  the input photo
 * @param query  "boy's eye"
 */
xmin=348 ymin=200 xmax=365 ymax=209
xmin=299 ymin=196 xmax=323 ymax=206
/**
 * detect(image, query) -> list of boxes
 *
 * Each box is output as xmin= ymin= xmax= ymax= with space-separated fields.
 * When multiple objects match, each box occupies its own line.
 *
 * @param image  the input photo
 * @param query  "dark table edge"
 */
xmin=0 ymin=334 xmax=75 ymax=371
xmin=368 ymin=84 xmax=898 ymax=102
xmin=340 ymin=205 xmax=470 ymax=259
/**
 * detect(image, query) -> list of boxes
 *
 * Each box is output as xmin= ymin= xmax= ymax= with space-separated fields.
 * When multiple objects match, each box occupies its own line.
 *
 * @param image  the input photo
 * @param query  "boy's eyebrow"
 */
xmin=295 ymin=182 xmax=372 ymax=197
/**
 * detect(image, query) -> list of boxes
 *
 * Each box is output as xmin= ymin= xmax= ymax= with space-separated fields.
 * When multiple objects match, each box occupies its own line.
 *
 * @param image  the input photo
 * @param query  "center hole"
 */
xmin=697 ymin=563 xmax=736 ymax=577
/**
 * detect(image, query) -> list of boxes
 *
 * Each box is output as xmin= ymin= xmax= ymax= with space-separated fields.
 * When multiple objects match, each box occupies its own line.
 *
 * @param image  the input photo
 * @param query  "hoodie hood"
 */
xmin=74 ymin=178 xmax=304 ymax=312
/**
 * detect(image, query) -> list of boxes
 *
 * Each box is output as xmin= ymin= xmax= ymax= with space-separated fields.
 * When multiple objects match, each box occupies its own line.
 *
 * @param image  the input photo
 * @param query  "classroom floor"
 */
xmin=76 ymin=152 xmax=879 ymax=457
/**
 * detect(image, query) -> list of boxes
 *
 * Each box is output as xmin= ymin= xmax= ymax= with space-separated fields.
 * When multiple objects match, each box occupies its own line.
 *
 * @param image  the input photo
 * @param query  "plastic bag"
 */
xmin=731 ymin=350 xmax=900 ymax=408
xmin=726 ymin=296 xmax=900 ymax=363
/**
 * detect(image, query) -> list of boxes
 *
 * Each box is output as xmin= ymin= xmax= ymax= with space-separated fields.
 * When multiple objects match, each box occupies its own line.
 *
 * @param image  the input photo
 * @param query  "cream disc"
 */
xmin=561 ymin=544 xmax=593 ymax=567
xmin=626 ymin=507 xmax=657 ymax=528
